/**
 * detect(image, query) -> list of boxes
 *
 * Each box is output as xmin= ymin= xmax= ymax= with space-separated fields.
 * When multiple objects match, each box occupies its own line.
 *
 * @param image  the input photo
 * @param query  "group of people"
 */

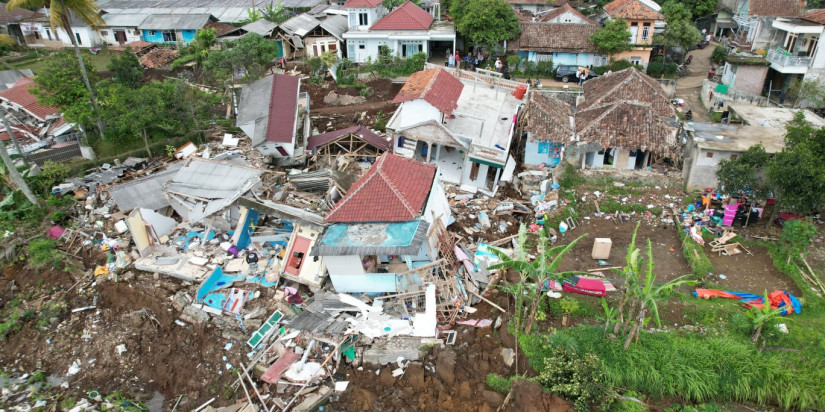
xmin=447 ymin=49 xmax=487 ymax=70
xmin=575 ymin=67 xmax=590 ymax=85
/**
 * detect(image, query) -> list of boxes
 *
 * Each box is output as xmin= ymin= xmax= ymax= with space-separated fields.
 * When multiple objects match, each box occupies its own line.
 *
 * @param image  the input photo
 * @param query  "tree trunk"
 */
xmin=0 ymin=111 xmax=27 ymax=165
xmin=141 ymin=129 xmax=152 ymax=157
xmin=752 ymin=324 xmax=763 ymax=345
xmin=524 ymin=280 xmax=545 ymax=334
xmin=62 ymin=12 xmax=105 ymax=139
xmin=562 ymin=314 xmax=568 ymax=326
xmin=622 ymin=299 xmax=638 ymax=336
xmin=623 ymin=306 xmax=646 ymax=350
xmin=0 ymin=133 xmax=39 ymax=206
xmin=612 ymin=286 xmax=629 ymax=336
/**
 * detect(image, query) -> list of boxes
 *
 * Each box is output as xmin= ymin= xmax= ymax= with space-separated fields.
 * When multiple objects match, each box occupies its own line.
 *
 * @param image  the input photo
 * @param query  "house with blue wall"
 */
xmin=139 ymin=14 xmax=217 ymax=44
xmin=508 ymin=4 xmax=607 ymax=67
xmin=522 ymin=92 xmax=574 ymax=167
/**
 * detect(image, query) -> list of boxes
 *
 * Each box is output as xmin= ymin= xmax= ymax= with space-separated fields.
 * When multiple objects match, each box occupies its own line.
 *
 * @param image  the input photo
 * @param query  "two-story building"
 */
xmin=342 ymin=0 xmax=455 ymax=62
xmin=603 ymin=0 xmax=664 ymax=69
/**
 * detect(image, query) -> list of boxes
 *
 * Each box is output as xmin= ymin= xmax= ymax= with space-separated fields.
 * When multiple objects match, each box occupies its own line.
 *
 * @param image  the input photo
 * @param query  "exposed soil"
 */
xmin=304 ymin=78 xmax=402 ymax=132
xmin=557 ymin=218 xmax=691 ymax=283
xmin=706 ymin=244 xmax=801 ymax=295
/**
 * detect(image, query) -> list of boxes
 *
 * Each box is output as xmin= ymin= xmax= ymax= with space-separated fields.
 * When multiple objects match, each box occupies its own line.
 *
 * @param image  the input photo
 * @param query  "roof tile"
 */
xmin=750 ymin=0 xmax=804 ymax=17
xmin=266 ymin=74 xmax=300 ymax=144
xmin=370 ymin=1 xmax=433 ymax=30
xmin=604 ymin=0 xmax=664 ymax=20
xmin=509 ymin=22 xmax=599 ymax=53
xmin=580 ymin=68 xmax=674 ymax=118
xmin=0 ymin=77 xmax=59 ymax=121
xmin=324 ymin=153 xmax=437 ymax=223
xmin=392 ymin=68 xmax=464 ymax=115
xmin=344 ymin=0 xmax=382 ymax=8
xmin=803 ymin=8 xmax=825 ymax=23
xmin=525 ymin=93 xmax=573 ymax=144
xmin=536 ymin=3 xmax=597 ymax=25
xmin=575 ymin=101 xmax=677 ymax=157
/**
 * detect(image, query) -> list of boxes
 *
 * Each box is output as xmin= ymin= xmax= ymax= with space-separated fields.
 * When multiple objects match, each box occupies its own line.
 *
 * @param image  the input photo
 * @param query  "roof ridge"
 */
xmin=325 ymin=156 xmax=385 ymax=221
xmin=376 ymin=156 xmax=419 ymax=217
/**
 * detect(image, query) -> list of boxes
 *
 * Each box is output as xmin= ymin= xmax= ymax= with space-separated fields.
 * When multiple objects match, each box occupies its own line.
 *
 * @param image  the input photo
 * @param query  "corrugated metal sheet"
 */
xmin=102 ymin=13 xmax=148 ymax=27
xmin=108 ymin=162 xmax=183 ymax=212
xmin=240 ymin=19 xmax=277 ymax=36
xmin=280 ymin=13 xmax=319 ymax=37
xmin=99 ymin=0 xmax=324 ymax=23
xmin=139 ymin=13 xmax=213 ymax=30
xmin=319 ymin=15 xmax=347 ymax=40
xmin=0 ymin=69 xmax=33 ymax=92
xmin=164 ymin=157 xmax=262 ymax=200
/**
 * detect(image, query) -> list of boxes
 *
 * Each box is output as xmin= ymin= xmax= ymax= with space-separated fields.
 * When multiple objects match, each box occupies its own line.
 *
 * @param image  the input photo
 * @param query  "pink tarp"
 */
xmin=47 ymin=225 xmax=65 ymax=239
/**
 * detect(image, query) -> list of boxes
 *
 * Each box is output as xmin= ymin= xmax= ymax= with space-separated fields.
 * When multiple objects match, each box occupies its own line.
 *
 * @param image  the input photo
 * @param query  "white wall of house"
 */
xmin=325 ymin=254 xmax=401 ymax=293
xmin=395 ymin=100 xmax=441 ymax=129
xmin=280 ymin=225 xmax=326 ymax=290
xmin=423 ymin=174 xmax=452 ymax=228
xmin=54 ymin=26 xmax=100 ymax=47
xmin=258 ymin=141 xmax=295 ymax=158
xmin=345 ymin=36 xmax=429 ymax=62
xmin=305 ymin=37 xmax=342 ymax=58
xmin=347 ymin=7 xmax=384 ymax=30
xmin=98 ymin=27 xmax=142 ymax=46
xmin=544 ymin=11 xmax=590 ymax=24
xmin=683 ymin=146 xmax=739 ymax=190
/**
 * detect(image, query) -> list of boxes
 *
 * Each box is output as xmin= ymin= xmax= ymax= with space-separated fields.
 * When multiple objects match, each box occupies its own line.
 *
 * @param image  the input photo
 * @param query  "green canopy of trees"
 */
xmin=590 ymin=18 xmax=632 ymax=60
xmin=203 ymin=34 xmax=281 ymax=83
xmin=451 ymin=0 xmax=520 ymax=48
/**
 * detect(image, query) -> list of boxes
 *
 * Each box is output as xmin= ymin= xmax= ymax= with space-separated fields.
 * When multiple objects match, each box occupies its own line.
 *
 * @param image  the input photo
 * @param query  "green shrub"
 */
xmin=537 ymin=346 xmax=606 ymax=411
xmin=711 ymin=45 xmax=727 ymax=65
xmin=26 ymin=238 xmax=63 ymax=269
xmin=779 ymin=219 xmax=817 ymax=259
xmin=37 ymin=160 xmax=72 ymax=194
xmin=486 ymin=374 xmax=518 ymax=394
xmin=358 ymin=87 xmax=372 ymax=97
xmin=373 ymin=111 xmax=387 ymax=132
xmin=523 ymin=60 xmax=538 ymax=77
xmin=678 ymin=228 xmax=714 ymax=281
xmin=536 ymin=59 xmax=554 ymax=77
xmin=647 ymin=61 xmax=664 ymax=77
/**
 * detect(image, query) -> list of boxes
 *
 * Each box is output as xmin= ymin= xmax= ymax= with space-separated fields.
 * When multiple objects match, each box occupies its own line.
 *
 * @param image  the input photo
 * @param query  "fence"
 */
xmin=424 ymin=63 xmax=528 ymax=92
xmin=701 ymin=79 xmax=770 ymax=108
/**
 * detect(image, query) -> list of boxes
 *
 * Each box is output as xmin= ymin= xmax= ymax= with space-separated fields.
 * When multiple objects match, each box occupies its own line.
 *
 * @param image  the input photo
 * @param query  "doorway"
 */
xmin=114 ymin=30 xmax=127 ymax=45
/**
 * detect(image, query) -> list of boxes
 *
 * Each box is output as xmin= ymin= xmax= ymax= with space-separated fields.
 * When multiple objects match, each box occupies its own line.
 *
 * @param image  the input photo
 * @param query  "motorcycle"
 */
xmin=685 ymin=54 xmax=693 ymax=65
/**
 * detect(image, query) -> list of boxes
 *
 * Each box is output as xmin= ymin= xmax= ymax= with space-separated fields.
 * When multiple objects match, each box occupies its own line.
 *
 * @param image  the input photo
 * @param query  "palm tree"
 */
xmin=7 ymin=0 xmax=105 ymax=138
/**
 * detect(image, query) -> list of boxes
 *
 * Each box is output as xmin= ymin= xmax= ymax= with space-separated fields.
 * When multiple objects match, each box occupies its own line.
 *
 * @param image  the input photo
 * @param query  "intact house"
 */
xmin=96 ymin=0 xmax=325 ymax=24
xmin=762 ymin=9 xmax=825 ymax=104
xmin=139 ymin=14 xmax=217 ymax=44
xmin=386 ymin=67 xmax=525 ymax=195
xmin=504 ymin=0 xmax=556 ymax=14
xmin=521 ymin=68 xmax=678 ymax=170
xmin=342 ymin=0 xmax=455 ymax=62
xmin=99 ymin=13 xmax=146 ymax=45
xmin=0 ymin=76 xmax=78 ymax=156
xmin=276 ymin=12 xmax=348 ymax=59
xmin=0 ymin=7 xmax=39 ymax=45
xmin=236 ymin=73 xmax=310 ymax=164
xmin=310 ymin=153 xmax=452 ymax=294
xmin=601 ymin=0 xmax=665 ymax=69
xmin=725 ymin=0 xmax=805 ymax=50
xmin=681 ymin=105 xmax=825 ymax=190
xmin=509 ymin=4 xmax=606 ymax=67
xmin=719 ymin=54 xmax=771 ymax=96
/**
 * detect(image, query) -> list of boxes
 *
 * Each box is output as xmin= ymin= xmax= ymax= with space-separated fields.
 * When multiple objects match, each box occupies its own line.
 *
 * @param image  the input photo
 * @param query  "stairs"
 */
xmin=394 ymin=137 xmax=417 ymax=158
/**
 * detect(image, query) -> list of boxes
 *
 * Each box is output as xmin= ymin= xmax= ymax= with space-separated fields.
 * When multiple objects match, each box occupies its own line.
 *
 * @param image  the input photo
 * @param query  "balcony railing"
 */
xmin=767 ymin=49 xmax=811 ymax=68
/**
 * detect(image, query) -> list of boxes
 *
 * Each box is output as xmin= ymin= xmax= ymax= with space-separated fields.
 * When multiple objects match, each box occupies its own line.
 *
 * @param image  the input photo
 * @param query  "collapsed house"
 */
xmin=522 ymin=68 xmax=679 ymax=170
xmin=236 ymin=73 xmax=311 ymax=165
xmin=311 ymin=152 xmax=452 ymax=293
xmin=306 ymin=125 xmax=391 ymax=167
xmin=387 ymin=67 xmax=525 ymax=195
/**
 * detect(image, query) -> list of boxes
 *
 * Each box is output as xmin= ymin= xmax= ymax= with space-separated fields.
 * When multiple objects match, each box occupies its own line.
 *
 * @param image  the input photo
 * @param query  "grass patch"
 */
xmin=522 ymin=326 xmax=825 ymax=410
xmin=677 ymin=228 xmax=713 ymax=282
xmin=26 ymin=238 xmax=63 ymax=269
xmin=486 ymin=373 xmax=520 ymax=394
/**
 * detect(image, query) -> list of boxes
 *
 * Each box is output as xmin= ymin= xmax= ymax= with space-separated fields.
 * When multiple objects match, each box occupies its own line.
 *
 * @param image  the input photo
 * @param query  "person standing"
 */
xmin=455 ymin=50 xmax=461 ymax=69
xmin=449 ymin=52 xmax=455 ymax=68
xmin=495 ymin=57 xmax=503 ymax=72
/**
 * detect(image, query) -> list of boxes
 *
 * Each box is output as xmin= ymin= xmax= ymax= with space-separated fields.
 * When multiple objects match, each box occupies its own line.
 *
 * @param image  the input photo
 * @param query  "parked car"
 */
xmin=554 ymin=65 xmax=599 ymax=83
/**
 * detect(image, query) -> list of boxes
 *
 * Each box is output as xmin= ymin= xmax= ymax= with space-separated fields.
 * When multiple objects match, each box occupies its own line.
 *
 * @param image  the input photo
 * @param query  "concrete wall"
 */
xmin=612 ymin=48 xmax=652 ymax=69
xmin=701 ymin=79 xmax=769 ymax=107
xmin=55 ymin=26 xmax=100 ymax=47
xmin=524 ymin=138 xmax=563 ymax=166
xmin=733 ymin=65 xmax=768 ymax=95
xmin=347 ymin=7 xmax=384 ymax=30
xmin=99 ymin=27 xmax=142 ymax=45
xmin=423 ymin=175 xmax=452 ymax=230
xmin=345 ymin=37 xmax=429 ymax=62
xmin=395 ymin=100 xmax=441 ymax=129
xmin=326 ymin=257 xmax=401 ymax=293
xmin=751 ymin=17 xmax=778 ymax=51
xmin=654 ymin=78 xmax=677 ymax=98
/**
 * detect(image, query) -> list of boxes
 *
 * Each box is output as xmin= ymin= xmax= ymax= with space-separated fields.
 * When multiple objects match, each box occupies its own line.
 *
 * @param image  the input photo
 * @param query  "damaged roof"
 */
xmin=603 ymin=0 xmax=664 ymax=20
xmin=236 ymin=74 xmax=300 ymax=146
xmin=324 ymin=153 xmax=436 ymax=223
xmin=580 ymin=68 xmax=675 ymax=118
xmin=240 ymin=19 xmax=278 ymax=36
xmin=0 ymin=77 xmax=60 ymax=121
xmin=392 ymin=68 xmax=464 ymax=115
xmin=307 ymin=125 xmax=390 ymax=151
xmin=139 ymin=14 xmax=216 ymax=30
xmin=163 ymin=158 xmax=262 ymax=222
xmin=509 ymin=22 xmax=599 ymax=53
xmin=370 ymin=1 xmax=433 ymax=30
xmin=525 ymin=92 xmax=574 ymax=144
xmin=576 ymin=101 xmax=677 ymax=157
xmin=0 ymin=69 xmax=33 ymax=92
xmin=108 ymin=162 xmax=184 ymax=212
xmin=313 ymin=220 xmax=430 ymax=256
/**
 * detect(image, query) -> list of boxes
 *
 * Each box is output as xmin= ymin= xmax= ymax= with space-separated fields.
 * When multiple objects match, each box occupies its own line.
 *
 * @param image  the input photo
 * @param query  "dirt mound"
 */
xmin=504 ymin=379 xmax=574 ymax=412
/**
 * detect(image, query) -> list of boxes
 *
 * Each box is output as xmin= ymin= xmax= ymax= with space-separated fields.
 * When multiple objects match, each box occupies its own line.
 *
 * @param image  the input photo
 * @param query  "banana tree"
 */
xmin=612 ymin=222 xmax=642 ymax=337
xmin=623 ymin=238 xmax=695 ymax=350
xmin=747 ymin=290 xmax=785 ymax=350
xmin=490 ymin=225 xmax=588 ymax=334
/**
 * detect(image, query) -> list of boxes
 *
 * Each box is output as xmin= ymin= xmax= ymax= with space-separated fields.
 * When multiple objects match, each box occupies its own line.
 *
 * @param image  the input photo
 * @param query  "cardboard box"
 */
xmin=591 ymin=238 xmax=612 ymax=260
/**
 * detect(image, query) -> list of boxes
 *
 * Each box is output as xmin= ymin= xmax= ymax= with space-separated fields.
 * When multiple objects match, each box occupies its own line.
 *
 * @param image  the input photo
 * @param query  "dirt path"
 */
xmin=675 ymin=43 xmax=718 ymax=123
xmin=311 ymin=100 xmax=398 ymax=116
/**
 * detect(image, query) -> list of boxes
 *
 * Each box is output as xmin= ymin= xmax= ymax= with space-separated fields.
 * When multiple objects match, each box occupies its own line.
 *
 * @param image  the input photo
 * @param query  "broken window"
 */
xmin=162 ymin=31 xmax=177 ymax=42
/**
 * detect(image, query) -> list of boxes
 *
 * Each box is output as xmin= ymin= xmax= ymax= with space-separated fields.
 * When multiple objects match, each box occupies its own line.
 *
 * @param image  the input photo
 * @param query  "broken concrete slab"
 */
xmin=180 ymin=305 xmax=210 ymax=325
xmin=293 ymin=385 xmax=332 ymax=412
xmin=500 ymin=348 xmax=515 ymax=368
xmin=362 ymin=336 xmax=429 ymax=365
xmin=135 ymin=255 xmax=211 ymax=282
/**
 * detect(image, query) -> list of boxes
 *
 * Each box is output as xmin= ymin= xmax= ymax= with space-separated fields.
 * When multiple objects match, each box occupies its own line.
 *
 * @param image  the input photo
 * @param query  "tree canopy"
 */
xmin=716 ymin=144 xmax=771 ymax=199
xmin=32 ymin=51 xmax=99 ymax=130
xmin=107 ymin=47 xmax=144 ymax=89
xmin=203 ymin=34 xmax=281 ymax=83
xmin=767 ymin=112 xmax=825 ymax=214
xmin=452 ymin=0 xmax=520 ymax=48
xmin=661 ymin=0 xmax=692 ymax=22
xmin=655 ymin=19 xmax=702 ymax=57
xmin=590 ymin=18 xmax=632 ymax=59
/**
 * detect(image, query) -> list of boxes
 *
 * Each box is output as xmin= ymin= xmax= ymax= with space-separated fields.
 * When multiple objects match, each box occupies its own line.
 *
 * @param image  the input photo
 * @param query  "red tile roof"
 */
xmin=266 ymin=74 xmax=300 ymax=144
xmin=324 ymin=153 xmax=437 ymax=223
xmin=307 ymin=125 xmax=391 ymax=151
xmin=392 ymin=68 xmax=464 ymax=115
xmin=0 ymin=7 xmax=38 ymax=25
xmin=370 ymin=1 xmax=433 ymax=30
xmin=750 ymin=0 xmax=804 ymax=17
xmin=344 ymin=0 xmax=382 ymax=8
xmin=604 ymin=0 xmax=664 ymax=20
xmin=803 ymin=9 xmax=825 ymax=24
xmin=0 ymin=77 xmax=59 ymax=121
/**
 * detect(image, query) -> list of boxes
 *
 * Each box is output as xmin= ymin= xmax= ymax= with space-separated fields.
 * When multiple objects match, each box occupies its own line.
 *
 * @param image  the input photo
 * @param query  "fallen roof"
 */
xmin=580 ymin=68 xmax=675 ymax=118
xmin=392 ymin=68 xmax=464 ymax=115
xmin=279 ymin=13 xmax=321 ymax=37
xmin=603 ymin=0 xmax=664 ymax=20
xmin=306 ymin=125 xmax=390 ymax=151
xmin=240 ymin=19 xmax=278 ymax=36
xmin=324 ymin=153 xmax=436 ymax=223
xmin=204 ymin=21 xmax=243 ymax=36
xmin=370 ymin=1 xmax=433 ymax=31
xmin=139 ymin=47 xmax=179 ymax=68
xmin=108 ymin=162 xmax=184 ymax=212
xmin=265 ymin=74 xmax=300 ymax=144
xmin=525 ymin=92 xmax=574 ymax=144
xmin=312 ymin=220 xmax=430 ymax=256
xmin=0 ymin=7 xmax=38 ymax=25
xmin=0 ymin=77 xmax=59 ymax=121
xmin=509 ymin=22 xmax=599 ymax=53
xmin=236 ymin=197 xmax=327 ymax=230
xmin=750 ymin=0 xmax=805 ymax=17
xmin=163 ymin=157 xmax=263 ymax=222
xmin=576 ymin=101 xmax=677 ymax=157
xmin=0 ymin=69 xmax=33 ymax=92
